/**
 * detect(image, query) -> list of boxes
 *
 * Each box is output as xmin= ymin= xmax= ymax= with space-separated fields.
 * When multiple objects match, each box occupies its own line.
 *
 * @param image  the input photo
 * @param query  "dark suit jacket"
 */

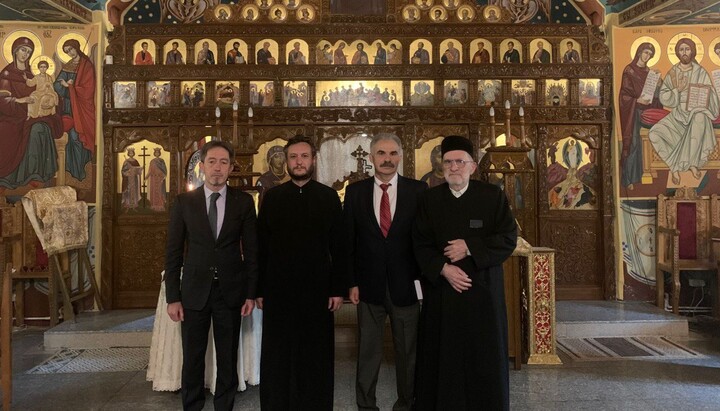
xmin=165 ymin=186 xmax=258 ymax=310
xmin=344 ymin=176 xmax=427 ymax=307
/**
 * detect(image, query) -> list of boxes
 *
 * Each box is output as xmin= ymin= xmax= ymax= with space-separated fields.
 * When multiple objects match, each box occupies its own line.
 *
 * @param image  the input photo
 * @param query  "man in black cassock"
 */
xmin=412 ymin=135 xmax=517 ymax=410
xmin=256 ymin=135 xmax=347 ymax=410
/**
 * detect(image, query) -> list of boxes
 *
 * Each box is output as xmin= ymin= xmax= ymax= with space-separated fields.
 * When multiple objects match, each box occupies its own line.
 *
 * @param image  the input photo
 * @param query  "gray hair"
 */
xmin=370 ymin=133 xmax=403 ymax=152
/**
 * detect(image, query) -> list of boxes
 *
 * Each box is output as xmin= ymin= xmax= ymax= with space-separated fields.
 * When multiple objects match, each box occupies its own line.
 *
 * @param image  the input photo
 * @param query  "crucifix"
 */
xmin=138 ymin=145 xmax=151 ymax=208
xmin=351 ymin=145 xmax=371 ymax=175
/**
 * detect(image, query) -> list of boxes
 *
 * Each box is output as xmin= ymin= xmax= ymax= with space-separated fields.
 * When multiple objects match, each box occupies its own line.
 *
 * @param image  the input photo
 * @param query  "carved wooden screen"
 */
xmin=103 ymin=2 xmax=613 ymax=307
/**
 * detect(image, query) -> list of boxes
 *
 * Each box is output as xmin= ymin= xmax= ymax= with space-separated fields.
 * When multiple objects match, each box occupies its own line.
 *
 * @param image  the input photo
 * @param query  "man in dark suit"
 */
xmin=165 ymin=140 xmax=258 ymax=411
xmin=344 ymin=133 xmax=426 ymax=411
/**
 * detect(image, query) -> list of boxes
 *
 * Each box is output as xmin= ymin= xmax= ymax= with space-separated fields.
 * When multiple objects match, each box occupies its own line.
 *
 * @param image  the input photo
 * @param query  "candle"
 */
xmin=489 ymin=107 xmax=496 ymax=147
xmin=519 ymin=107 xmax=524 ymax=117
xmin=505 ymin=101 xmax=511 ymax=146
xmin=215 ymin=107 xmax=220 ymax=118
xmin=233 ymin=101 xmax=238 ymax=111
xmin=248 ymin=107 xmax=254 ymax=118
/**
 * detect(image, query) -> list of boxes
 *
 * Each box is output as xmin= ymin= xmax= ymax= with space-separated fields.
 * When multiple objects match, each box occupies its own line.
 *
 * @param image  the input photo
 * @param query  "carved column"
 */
xmin=137 ymin=81 xmax=146 ymax=108
xmin=468 ymin=79 xmax=479 ymax=106
xmin=537 ymin=79 xmax=546 ymax=106
xmin=568 ymin=79 xmax=579 ymax=106
xmin=248 ymin=43 xmax=256 ymax=64
xmin=170 ymin=80 xmax=180 ymax=106
xmin=308 ymin=81 xmax=316 ymax=107
xmin=434 ymin=79 xmax=443 ymax=106
xmin=206 ymin=81 xmax=215 ymax=105
xmin=187 ymin=44 xmax=195 ymax=64
xmin=239 ymin=82 xmax=250 ymax=106
xmin=217 ymin=43 xmax=225 ymax=64
xmin=104 ymin=83 xmax=113 ymax=109
xmin=524 ymin=247 xmax=562 ymax=365
xmin=402 ymin=80 xmax=411 ymax=107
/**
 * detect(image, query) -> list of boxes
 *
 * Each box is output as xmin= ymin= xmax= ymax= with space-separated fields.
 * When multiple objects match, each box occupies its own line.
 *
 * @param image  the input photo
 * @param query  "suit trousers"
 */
xmin=356 ymin=287 xmax=420 ymax=411
xmin=181 ymin=279 xmax=242 ymax=411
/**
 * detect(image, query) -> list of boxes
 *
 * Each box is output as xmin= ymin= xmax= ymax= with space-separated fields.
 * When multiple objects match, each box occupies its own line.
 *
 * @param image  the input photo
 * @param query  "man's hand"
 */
xmin=328 ymin=296 xmax=343 ymax=312
xmin=444 ymin=239 xmax=469 ymax=263
xmin=349 ymin=286 xmax=359 ymax=305
xmin=167 ymin=301 xmax=184 ymax=322
xmin=241 ymin=299 xmax=255 ymax=317
xmin=255 ymin=297 xmax=264 ymax=310
xmin=677 ymin=75 xmax=688 ymax=93
xmin=441 ymin=263 xmax=472 ymax=293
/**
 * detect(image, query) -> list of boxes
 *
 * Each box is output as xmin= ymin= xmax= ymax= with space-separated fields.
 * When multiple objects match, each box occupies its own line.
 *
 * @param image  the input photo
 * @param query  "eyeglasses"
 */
xmin=442 ymin=159 xmax=475 ymax=168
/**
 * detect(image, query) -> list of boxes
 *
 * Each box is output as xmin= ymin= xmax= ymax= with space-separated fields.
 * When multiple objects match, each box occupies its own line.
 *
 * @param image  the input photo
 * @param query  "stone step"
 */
xmin=44 ymin=309 xmax=154 ymax=349
xmin=556 ymin=301 xmax=688 ymax=338
xmin=44 ymin=303 xmax=372 ymax=350
xmin=44 ymin=301 xmax=689 ymax=349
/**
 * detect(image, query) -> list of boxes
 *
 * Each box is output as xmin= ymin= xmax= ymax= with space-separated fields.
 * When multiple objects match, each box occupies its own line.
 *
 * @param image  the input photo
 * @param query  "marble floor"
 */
xmin=5 ymin=312 xmax=720 ymax=410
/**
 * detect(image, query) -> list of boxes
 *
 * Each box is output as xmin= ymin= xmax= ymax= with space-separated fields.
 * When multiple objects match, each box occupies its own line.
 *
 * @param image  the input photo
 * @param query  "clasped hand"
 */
xmin=444 ymin=239 xmax=468 ymax=263
xmin=441 ymin=263 xmax=472 ymax=293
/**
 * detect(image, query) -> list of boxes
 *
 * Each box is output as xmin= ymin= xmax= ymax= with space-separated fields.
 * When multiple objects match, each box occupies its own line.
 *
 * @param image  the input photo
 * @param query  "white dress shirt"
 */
xmin=450 ymin=183 xmax=469 ymax=198
xmin=204 ymin=184 xmax=227 ymax=236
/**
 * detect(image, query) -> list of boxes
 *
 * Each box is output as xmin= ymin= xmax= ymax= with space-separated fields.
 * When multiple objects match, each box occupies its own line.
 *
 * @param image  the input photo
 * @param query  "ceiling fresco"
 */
xmin=0 ymin=1 xmax=718 ymax=26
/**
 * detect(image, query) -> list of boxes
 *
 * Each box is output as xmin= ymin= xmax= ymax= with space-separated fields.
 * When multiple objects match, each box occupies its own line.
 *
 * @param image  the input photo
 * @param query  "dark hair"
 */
xmin=200 ymin=140 xmax=235 ymax=161
xmin=142 ymin=42 xmax=148 ymax=47
xmin=715 ymin=43 xmax=720 ymax=52
xmin=172 ymin=41 xmax=179 ymax=47
xmin=37 ymin=60 xmax=49 ymax=68
xmin=283 ymin=135 xmax=316 ymax=157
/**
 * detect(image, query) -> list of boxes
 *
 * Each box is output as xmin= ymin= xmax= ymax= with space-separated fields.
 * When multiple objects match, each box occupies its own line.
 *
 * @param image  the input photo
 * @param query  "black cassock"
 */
xmin=257 ymin=180 xmax=347 ymax=410
xmin=412 ymin=180 xmax=517 ymax=411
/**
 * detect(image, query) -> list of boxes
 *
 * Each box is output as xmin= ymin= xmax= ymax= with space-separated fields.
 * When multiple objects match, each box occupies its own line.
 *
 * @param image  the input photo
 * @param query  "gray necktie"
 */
xmin=208 ymin=192 xmax=220 ymax=239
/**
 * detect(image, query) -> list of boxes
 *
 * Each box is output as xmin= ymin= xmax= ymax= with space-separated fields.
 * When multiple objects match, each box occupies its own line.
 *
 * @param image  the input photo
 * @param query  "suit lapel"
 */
xmin=216 ymin=187 xmax=234 ymax=242
xmin=363 ymin=178 xmax=383 ymax=236
xmin=387 ymin=176 xmax=408 ymax=237
xmin=193 ymin=187 xmax=215 ymax=242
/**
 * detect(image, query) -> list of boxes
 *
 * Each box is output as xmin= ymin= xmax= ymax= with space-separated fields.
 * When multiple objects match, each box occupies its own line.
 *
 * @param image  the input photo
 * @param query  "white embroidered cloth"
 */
xmin=146 ymin=272 xmax=262 ymax=392
xmin=21 ymin=186 xmax=88 ymax=255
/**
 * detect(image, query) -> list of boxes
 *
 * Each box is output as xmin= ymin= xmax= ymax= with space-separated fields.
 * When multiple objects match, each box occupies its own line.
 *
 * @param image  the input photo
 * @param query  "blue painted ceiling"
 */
xmin=0 ymin=0 xmax=718 ymax=26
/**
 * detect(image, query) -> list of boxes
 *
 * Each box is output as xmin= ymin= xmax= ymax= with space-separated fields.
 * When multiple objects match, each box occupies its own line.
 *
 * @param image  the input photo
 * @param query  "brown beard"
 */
xmin=679 ymin=54 xmax=692 ymax=64
xmin=288 ymin=163 xmax=314 ymax=181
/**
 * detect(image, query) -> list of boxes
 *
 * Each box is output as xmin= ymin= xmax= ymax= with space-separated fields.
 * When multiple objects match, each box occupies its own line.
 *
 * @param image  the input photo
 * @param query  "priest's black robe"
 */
xmin=257 ymin=179 xmax=347 ymax=410
xmin=412 ymin=180 xmax=517 ymax=411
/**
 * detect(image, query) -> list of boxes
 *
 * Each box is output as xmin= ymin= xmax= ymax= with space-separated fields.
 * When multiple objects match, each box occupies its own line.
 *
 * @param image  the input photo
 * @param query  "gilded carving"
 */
xmin=540 ymin=219 xmax=600 ymax=286
xmin=105 ymin=20 xmax=614 ymax=306
xmin=115 ymin=226 xmax=166 ymax=292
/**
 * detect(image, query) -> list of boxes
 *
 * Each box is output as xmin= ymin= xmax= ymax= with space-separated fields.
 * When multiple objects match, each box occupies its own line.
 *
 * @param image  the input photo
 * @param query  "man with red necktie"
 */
xmin=343 ymin=133 xmax=427 ymax=411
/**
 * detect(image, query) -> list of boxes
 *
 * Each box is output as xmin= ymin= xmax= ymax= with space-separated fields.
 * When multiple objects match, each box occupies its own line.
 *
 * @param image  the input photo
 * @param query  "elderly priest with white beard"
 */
xmin=412 ymin=135 xmax=517 ymax=411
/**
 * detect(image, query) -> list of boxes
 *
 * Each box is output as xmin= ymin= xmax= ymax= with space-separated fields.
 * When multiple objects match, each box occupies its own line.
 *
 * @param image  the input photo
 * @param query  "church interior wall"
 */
xmin=2 ymin=0 xmax=719 ymax=317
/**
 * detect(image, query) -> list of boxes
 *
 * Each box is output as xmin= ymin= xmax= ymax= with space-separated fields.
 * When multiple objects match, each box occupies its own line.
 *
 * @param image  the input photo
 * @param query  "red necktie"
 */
xmin=380 ymin=183 xmax=391 ymax=238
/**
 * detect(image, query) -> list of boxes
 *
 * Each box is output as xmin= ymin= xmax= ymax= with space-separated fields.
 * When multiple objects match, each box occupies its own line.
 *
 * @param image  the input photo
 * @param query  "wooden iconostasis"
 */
xmin=102 ymin=1 xmax=613 ymax=308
